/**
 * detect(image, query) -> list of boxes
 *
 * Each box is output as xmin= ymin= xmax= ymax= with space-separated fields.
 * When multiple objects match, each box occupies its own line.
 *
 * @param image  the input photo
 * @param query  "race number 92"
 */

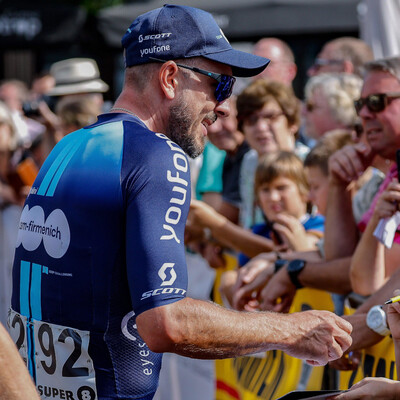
xmin=37 ymin=323 xmax=89 ymax=377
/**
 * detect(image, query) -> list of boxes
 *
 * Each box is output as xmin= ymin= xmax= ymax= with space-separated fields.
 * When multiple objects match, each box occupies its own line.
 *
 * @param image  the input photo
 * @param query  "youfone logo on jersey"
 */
xmin=16 ymin=205 xmax=70 ymax=258
xmin=155 ymin=133 xmax=189 ymax=245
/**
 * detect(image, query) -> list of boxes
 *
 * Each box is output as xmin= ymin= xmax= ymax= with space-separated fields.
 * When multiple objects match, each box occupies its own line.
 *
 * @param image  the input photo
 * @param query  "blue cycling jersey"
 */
xmin=10 ymin=113 xmax=189 ymax=400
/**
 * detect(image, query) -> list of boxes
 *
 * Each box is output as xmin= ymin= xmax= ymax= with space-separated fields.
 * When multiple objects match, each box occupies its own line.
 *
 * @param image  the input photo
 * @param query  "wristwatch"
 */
xmin=287 ymin=259 xmax=306 ymax=289
xmin=366 ymin=305 xmax=390 ymax=336
xmin=274 ymin=259 xmax=288 ymax=273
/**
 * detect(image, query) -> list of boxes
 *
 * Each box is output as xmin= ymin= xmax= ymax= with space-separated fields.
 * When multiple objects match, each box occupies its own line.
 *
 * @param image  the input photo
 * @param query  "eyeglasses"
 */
xmin=244 ymin=111 xmax=284 ymax=126
xmin=149 ymin=57 xmax=236 ymax=103
xmin=354 ymin=92 xmax=400 ymax=115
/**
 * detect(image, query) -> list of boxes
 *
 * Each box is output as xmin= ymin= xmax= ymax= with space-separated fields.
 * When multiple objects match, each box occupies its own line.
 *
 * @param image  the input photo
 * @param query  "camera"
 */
xmin=22 ymin=99 xmax=41 ymax=117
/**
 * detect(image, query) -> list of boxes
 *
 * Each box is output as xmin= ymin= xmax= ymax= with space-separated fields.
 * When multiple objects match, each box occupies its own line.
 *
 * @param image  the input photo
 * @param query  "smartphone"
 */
xmin=265 ymin=219 xmax=284 ymax=245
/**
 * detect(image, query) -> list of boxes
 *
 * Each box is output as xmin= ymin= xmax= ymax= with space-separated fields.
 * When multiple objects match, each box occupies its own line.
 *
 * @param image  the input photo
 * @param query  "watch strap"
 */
xmin=274 ymin=259 xmax=288 ymax=273
xmin=287 ymin=259 xmax=306 ymax=289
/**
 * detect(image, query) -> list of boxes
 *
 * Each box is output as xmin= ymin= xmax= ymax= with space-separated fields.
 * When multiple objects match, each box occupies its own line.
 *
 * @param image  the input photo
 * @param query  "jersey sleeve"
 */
xmin=123 ymin=132 xmax=190 ymax=316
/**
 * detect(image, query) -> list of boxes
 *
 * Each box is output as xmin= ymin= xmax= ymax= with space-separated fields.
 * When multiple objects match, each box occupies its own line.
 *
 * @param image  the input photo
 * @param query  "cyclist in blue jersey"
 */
xmin=10 ymin=5 xmax=352 ymax=400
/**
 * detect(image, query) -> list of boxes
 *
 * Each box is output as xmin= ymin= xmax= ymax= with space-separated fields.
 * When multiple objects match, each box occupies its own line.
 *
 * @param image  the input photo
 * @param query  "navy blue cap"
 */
xmin=121 ymin=4 xmax=270 ymax=78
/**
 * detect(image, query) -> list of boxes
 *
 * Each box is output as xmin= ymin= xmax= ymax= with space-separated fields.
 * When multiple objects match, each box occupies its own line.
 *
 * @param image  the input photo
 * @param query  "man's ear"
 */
xmin=157 ymin=61 xmax=180 ymax=100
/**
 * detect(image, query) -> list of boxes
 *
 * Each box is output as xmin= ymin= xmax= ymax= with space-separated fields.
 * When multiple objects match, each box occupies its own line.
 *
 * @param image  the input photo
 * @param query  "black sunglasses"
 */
xmin=354 ymin=92 xmax=400 ymax=115
xmin=149 ymin=57 xmax=236 ymax=103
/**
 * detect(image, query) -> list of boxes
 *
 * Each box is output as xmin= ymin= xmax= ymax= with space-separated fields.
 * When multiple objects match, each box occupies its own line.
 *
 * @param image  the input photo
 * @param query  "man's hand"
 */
xmin=372 ymin=180 xmax=400 ymax=220
xmin=259 ymin=265 xmax=297 ymax=313
xmin=284 ymin=310 xmax=352 ymax=366
xmin=327 ymin=350 xmax=361 ymax=371
xmin=386 ymin=289 xmax=400 ymax=342
xmin=330 ymin=377 xmax=400 ymax=399
xmin=231 ymin=253 xmax=276 ymax=311
xmin=329 ymin=313 xmax=383 ymax=371
xmin=328 ymin=143 xmax=375 ymax=186
xmin=273 ymin=213 xmax=315 ymax=251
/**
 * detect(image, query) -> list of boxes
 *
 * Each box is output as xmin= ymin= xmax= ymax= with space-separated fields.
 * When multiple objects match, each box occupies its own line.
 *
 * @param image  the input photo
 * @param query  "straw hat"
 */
xmin=47 ymin=58 xmax=109 ymax=96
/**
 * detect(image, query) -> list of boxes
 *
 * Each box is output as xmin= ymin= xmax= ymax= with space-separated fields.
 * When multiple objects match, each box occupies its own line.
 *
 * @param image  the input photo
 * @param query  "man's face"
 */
xmin=307 ymin=43 xmax=346 ymax=77
xmin=166 ymin=59 xmax=232 ymax=158
xmin=242 ymin=99 xmax=295 ymax=157
xmin=206 ymin=98 xmax=243 ymax=154
xmin=252 ymin=40 xmax=296 ymax=86
xmin=303 ymin=87 xmax=341 ymax=139
xmin=359 ymin=71 xmax=400 ymax=160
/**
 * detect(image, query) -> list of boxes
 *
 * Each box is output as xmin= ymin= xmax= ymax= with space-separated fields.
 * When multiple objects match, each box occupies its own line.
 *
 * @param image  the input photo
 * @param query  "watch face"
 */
xmin=288 ymin=259 xmax=305 ymax=272
xmin=367 ymin=307 xmax=384 ymax=330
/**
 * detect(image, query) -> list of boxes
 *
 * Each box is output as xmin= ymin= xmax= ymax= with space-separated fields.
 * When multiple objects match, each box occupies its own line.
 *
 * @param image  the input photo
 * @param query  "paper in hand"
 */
xmin=373 ymin=211 xmax=400 ymax=249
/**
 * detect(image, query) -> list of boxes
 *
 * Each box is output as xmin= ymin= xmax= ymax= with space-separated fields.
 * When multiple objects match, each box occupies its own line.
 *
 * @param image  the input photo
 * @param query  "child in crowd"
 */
xmin=237 ymin=150 xmax=324 ymax=266
xmin=187 ymin=151 xmax=323 ymax=269
xmin=229 ymin=130 xmax=354 ymax=311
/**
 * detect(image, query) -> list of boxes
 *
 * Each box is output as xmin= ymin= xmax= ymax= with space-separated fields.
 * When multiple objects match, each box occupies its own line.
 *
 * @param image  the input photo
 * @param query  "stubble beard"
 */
xmin=166 ymin=99 xmax=211 ymax=159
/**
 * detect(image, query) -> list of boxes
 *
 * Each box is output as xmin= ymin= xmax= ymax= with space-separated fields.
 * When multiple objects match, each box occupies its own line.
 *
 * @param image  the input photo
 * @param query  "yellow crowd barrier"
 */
xmin=214 ymin=254 xmax=335 ymax=400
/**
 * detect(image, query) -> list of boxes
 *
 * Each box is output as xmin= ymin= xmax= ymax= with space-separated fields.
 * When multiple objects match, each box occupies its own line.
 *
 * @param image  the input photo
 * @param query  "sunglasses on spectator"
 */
xmin=149 ymin=57 xmax=236 ymax=102
xmin=354 ymin=92 xmax=400 ymax=115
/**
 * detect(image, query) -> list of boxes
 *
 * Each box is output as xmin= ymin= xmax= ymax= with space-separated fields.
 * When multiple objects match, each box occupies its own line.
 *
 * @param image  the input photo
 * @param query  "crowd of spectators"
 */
xmin=2 ymin=34 xmax=400 ymax=400
xmin=183 ymin=36 xmax=400 ymax=400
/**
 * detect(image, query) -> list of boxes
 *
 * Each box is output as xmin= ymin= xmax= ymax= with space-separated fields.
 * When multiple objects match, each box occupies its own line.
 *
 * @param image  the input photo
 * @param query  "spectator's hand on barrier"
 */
xmin=232 ymin=253 xmax=276 ymax=311
xmin=328 ymin=143 xmax=375 ymax=186
xmin=372 ymin=180 xmax=400 ymax=220
xmin=273 ymin=213 xmax=310 ymax=251
xmin=329 ymin=377 xmax=400 ymax=399
xmin=387 ymin=289 xmax=400 ymax=342
xmin=259 ymin=265 xmax=296 ymax=313
xmin=284 ymin=310 xmax=352 ymax=366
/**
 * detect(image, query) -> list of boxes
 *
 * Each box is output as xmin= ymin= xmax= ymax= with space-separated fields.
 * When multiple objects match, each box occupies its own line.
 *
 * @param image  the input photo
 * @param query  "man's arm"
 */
xmin=324 ymin=143 xmax=374 ymax=260
xmin=334 ymin=267 xmax=400 ymax=361
xmin=350 ymin=181 xmax=400 ymax=296
xmin=136 ymin=297 xmax=352 ymax=367
xmin=0 ymin=323 xmax=40 ymax=400
xmin=188 ymin=199 xmax=275 ymax=257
